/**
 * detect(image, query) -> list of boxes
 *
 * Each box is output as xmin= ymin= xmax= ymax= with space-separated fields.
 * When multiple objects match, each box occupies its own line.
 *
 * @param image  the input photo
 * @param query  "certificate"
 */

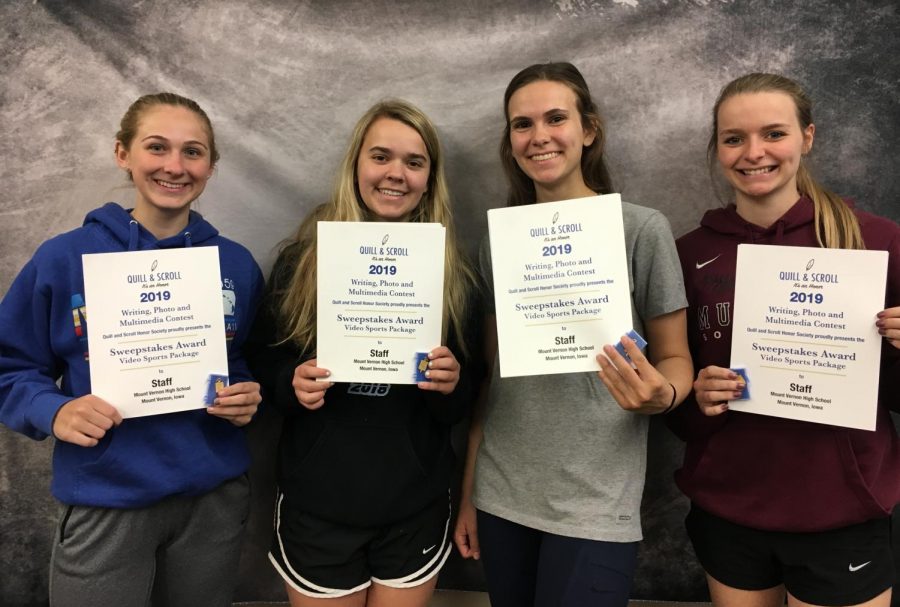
xmin=83 ymin=247 xmax=229 ymax=418
xmin=317 ymin=221 xmax=445 ymax=383
xmin=729 ymin=244 xmax=887 ymax=430
xmin=488 ymin=195 xmax=632 ymax=377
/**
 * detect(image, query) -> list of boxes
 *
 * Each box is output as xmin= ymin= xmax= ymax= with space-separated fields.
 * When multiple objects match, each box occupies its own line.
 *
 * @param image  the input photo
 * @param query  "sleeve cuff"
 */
xmin=27 ymin=391 xmax=73 ymax=438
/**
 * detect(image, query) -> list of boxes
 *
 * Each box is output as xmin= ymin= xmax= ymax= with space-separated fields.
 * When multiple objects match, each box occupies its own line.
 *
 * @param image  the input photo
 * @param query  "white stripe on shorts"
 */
xmin=371 ymin=491 xmax=452 ymax=589
xmin=269 ymin=491 xmax=371 ymax=598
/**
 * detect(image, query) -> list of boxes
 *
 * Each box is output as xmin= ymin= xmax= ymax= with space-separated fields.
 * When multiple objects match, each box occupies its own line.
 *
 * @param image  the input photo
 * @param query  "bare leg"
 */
xmin=788 ymin=588 xmax=891 ymax=607
xmin=285 ymin=582 xmax=368 ymax=607
xmin=707 ymin=574 xmax=785 ymax=607
xmin=366 ymin=577 xmax=438 ymax=607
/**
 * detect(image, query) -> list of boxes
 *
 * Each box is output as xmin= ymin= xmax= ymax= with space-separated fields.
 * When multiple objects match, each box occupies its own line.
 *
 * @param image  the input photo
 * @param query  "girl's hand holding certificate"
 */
xmin=207 ymin=381 xmax=262 ymax=427
xmin=292 ymin=359 xmax=333 ymax=410
xmin=415 ymin=346 xmax=460 ymax=395
xmin=596 ymin=334 xmax=676 ymax=415
xmin=291 ymin=347 xmax=460 ymax=410
xmin=877 ymin=306 xmax=900 ymax=349
xmin=692 ymin=366 xmax=745 ymax=417
xmin=694 ymin=306 xmax=897 ymax=421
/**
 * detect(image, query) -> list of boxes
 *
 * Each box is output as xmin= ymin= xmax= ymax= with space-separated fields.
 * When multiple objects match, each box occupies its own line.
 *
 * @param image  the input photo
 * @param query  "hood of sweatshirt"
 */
xmin=84 ymin=202 xmax=220 ymax=251
xmin=697 ymin=196 xmax=831 ymax=245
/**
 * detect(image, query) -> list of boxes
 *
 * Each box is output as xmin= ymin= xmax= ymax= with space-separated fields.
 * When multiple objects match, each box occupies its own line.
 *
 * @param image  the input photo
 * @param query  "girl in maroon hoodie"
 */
xmin=671 ymin=73 xmax=900 ymax=607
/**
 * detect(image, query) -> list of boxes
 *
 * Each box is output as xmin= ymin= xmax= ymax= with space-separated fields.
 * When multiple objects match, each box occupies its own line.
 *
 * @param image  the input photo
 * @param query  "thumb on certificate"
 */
xmin=295 ymin=359 xmax=333 ymax=385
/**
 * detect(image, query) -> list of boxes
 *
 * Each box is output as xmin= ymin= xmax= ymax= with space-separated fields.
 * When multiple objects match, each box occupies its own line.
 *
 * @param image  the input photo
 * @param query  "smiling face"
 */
xmin=716 ymin=91 xmax=815 ymax=216
xmin=356 ymin=117 xmax=430 ymax=221
xmin=115 ymin=104 xmax=214 ymax=225
xmin=507 ymin=80 xmax=596 ymax=202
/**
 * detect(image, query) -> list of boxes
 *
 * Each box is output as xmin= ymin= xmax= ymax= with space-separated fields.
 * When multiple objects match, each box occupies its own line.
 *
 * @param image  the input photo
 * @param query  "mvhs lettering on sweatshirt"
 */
xmin=697 ymin=301 xmax=731 ymax=342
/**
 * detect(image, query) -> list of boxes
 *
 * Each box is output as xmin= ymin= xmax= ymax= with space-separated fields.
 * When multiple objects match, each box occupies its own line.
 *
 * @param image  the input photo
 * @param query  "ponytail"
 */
xmin=796 ymin=163 xmax=864 ymax=250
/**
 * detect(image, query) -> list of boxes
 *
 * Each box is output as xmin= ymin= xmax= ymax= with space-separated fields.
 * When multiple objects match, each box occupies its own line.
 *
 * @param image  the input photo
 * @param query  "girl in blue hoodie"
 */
xmin=0 ymin=93 xmax=263 ymax=607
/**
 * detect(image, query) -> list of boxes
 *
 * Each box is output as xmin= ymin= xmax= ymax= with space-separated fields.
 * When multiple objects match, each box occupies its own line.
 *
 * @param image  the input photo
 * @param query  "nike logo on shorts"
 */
xmin=422 ymin=544 xmax=437 ymax=555
xmin=696 ymin=254 xmax=722 ymax=269
xmin=849 ymin=561 xmax=871 ymax=572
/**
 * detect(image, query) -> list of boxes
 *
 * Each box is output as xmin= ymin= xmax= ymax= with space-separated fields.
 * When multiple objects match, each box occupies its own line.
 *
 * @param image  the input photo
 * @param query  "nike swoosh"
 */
xmin=849 ymin=561 xmax=871 ymax=572
xmin=696 ymin=254 xmax=722 ymax=269
xmin=422 ymin=544 xmax=437 ymax=555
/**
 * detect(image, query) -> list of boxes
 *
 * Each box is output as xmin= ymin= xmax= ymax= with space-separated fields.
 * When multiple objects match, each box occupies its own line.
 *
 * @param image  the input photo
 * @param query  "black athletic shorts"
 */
xmin=269 ymin=490 xmax=451 ymax=598
xmin=686 ymin=503 xmax=893 ymax=606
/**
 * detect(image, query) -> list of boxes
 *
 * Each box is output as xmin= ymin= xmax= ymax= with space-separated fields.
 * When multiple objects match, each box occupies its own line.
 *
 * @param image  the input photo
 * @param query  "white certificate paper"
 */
xmin=83 ymin=247 xmax=229 ymax=418
xmin=730 ymin=244 xmax=887 ymax=430
xmin=488 ymin=195 xmax=632 ymax=377
xmin=317 ymin=221 xmax=445 ymax=384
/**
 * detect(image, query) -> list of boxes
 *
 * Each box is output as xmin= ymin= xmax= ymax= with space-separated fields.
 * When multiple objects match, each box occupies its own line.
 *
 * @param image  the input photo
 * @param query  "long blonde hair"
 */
xmin=275 ymin=99 xmax=477 ymax=358
xmin=708 ymin=73 xmax=864 ymax=249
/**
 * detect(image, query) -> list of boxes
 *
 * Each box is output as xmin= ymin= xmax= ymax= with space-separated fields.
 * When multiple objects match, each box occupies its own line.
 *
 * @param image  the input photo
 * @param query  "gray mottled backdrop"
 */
xmin=2 ymin=0 xmax=898 ymax=604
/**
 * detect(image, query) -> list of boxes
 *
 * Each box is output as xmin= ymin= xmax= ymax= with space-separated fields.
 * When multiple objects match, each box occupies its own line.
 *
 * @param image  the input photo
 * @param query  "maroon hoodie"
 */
xmin=669 ymin=196 xmax=900 ymax=532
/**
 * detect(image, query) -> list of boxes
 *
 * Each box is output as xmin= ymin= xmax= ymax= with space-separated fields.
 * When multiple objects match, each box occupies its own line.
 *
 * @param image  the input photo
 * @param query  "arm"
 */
xmin=0 ymin=262 xmax=65 ymax=439
xmin=0 ymin=259 xmax=122 ymax=444
xmin=599 ymin=210 xmax=692 ymax=414
xmin=209 ymin=259 xmax=265 ymax=426
xmin=420 ymin=281 xmax=487 ymax=425
xmin=878 ymin=306 xmax=900 ymax=349
xmin=420 ymin=346 xmax=472 ymax=425
xmin=877 ymin=230 xmax=900 ymax=410
xmin=246 ymin=273 xmax=333 ymax=414
xmin=596 ymin=309 xmax=693 ymax=414
xmin=225 ymin=261 xmax=265 ymax=383
xmin=667 ymin=225 xmax=741 ymax=437
xmin=244 ymin=300 xmax=305 ymax=417
xmin=878 ymin=307 xmax=900 ymax=413
xmin=453 ymin=313 xmax=496 ymax=560
xmin=243 ymin=250 xmax=312 ymax=417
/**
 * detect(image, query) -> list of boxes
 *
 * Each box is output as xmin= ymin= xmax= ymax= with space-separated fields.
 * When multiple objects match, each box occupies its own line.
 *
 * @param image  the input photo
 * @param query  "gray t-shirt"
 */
xmin=474 ymin=201 xmax=687 ymax=541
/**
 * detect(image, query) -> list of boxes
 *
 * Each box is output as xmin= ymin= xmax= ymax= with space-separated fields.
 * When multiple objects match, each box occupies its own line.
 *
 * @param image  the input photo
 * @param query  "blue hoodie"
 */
xmin=0 ymin=203 xmax=264 ymax=508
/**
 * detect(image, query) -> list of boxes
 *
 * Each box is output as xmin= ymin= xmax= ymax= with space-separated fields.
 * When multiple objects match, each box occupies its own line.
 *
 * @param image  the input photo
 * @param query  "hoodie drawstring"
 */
xmin=127 ymin=220 xmax=140 ymax=251
xmin=184 ymin=232 xmax=193 ymax=248
xmin=774 ymin=220 xmax=785 ymax=244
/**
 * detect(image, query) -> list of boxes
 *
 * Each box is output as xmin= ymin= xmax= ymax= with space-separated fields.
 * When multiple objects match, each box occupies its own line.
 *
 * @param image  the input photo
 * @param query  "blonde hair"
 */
xmin=275 ymin=99 xmax=477 ymax=358
xmin=708 ymin=73 xmax=863 ymax=249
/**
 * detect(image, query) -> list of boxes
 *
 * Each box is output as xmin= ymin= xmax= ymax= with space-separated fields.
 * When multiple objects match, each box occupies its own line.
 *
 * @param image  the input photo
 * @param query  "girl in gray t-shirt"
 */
xmin=454 ymin=62 xmax=692 ymax=607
